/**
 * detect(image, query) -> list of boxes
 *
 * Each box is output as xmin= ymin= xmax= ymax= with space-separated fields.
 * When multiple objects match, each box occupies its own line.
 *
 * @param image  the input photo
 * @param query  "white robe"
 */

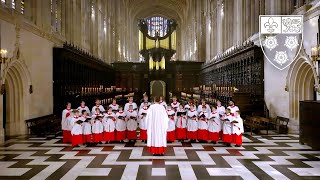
xmin=222 ymin=114 xmax=233 ymax=135
xmin=176 ymin=109 xmax=187 ymax=128
xmin=115 ymin=111 xmax=127 ymax=131
xmin=197 ymin=104 xmax=211 ymax=114
xmin=92 ymin=113 xmax=103 ymax=133
xmin=124 ymin=102 xmax=138 ymax=113
xmin=109 ymin=104 xmax=119 ymax=111
xmin=62 ymin=109 xmax=73 ymax=130
xmin=69 ymin=116 xmax=80 ymax=130
xmin=91 ymin=105 xmax=105 ymax=115
xmin=167 ymin=109 xmax=176 ymax=132
xmin=103 ymin=112 xmax=116 ymax=132
xmin=71 ymin=124 xmax=83 ymax=135
xmin=227 ymin=105 xmax=240 ymax=115
xmin=77 ymin=106 xmax=91 ymax=115
xmin=126 ymin=110 xmax=138 ymax=131
xmin=160 ymin=101 xmax=167 ymax=109
xmin=198 ymin=111 xmax=209 ymax=130
xmin=184 ymin=103 xmax=191 ymax=111
xmin=139 ymin=107 xmax=148 ymax=130
xmin=139 ymin=102 xmax=151 ymax=110
xmin=187 ymin=110 xmax=198 ymax=132
xmin=232 ymin=116 xmax=244 ymax=135
xmin=216 ymin=106 xmax=226 ymax=117
xmin=81 ymin=116 xmax=92 ymax=135
xmin=146 ymin=103 xmax=169 ymax=148
xmin=208 ymin=112 xmax=221 ymax=133
xmin=171 ymin=102 xmax=180 ymax=110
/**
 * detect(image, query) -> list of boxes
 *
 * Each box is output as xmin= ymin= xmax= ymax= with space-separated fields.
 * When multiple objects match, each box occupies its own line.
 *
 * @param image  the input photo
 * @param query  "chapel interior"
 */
xmin=0 ymin=0 xmax=320 ymax=179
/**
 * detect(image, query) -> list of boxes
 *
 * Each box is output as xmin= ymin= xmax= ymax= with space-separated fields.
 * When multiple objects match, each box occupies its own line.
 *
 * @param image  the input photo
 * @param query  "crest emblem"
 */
xmin=259 ymin=15 xmax=303 ymax=70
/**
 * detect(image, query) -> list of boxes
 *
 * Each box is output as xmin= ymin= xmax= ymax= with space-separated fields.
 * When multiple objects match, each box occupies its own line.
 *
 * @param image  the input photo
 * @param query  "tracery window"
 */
xmin=146 ymin=16 xmax=168 ymax=37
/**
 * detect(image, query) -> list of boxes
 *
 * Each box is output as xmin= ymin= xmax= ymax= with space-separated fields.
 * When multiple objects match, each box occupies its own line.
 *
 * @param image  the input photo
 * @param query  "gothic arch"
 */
xmin=150 ymin=80 xmax=166 ymax=98
xmin=286 ymin=48 xmax=317 ymax=132
xmin=2 ymin=47 xmax=32 ymax=136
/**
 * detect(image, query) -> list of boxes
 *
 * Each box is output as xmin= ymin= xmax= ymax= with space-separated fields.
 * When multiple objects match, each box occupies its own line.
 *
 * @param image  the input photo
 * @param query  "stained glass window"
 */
xmin=146 ymin=16 xmax=168 ymax=37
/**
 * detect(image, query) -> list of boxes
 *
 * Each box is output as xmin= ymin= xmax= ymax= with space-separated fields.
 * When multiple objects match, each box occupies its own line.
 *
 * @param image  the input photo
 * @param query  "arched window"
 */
xmin=146 ymin=16 xmax=168 ymax=37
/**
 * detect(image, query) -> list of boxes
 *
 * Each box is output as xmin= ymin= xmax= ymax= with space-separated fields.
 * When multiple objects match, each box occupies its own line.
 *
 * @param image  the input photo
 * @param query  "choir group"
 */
xmin=61 ymin=95 xmax=244 ymax=147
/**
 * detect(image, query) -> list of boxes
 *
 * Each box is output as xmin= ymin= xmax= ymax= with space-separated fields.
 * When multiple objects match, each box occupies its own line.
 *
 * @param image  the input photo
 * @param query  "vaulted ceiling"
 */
xmin=127 ymin=0 xmax=189 ymax=24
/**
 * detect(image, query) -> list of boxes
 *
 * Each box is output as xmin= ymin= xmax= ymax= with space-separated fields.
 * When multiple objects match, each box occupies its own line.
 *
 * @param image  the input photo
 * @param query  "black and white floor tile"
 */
xmin=0 ymin=134 xmax=319 ymax=179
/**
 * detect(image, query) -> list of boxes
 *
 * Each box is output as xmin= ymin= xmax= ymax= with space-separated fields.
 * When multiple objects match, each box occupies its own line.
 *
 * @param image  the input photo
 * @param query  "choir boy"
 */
xmin=227 ymin=100 xmax=240 ymax=116
xmin=197 ymin=105 xmax=209 ymax=142
xmin=222 ymin=108 xmax=233 ymax=146
xmin=91 ymin=109 xmax=104 ymax=144
xmin=115 ymin=106 xmax=126 ymax=143
xmin=91 ymin=99 xmax=106 ymax=115
xmin=232 ymin=110 xmax=244 ymax=147
xmin=62 ymin=102 xmax=73 ymax=143
xmin=139 ymin=103 xmax=149 ymax=142
xmin=176 ymin=104 xmax=187 ymax=141
xmin=216 ymin=100 xmax=226 ymax=138
xmin=81 ymin=110 xmax=92 ymax=145
xmin=109 ymin=98 xmax=119 ymax=112
xmin=124 ymin=96 xmax=138 ymax=113
xmin=77 ymin=101 xmax=90 ymax=115
xmin=103 ymin=107 xmax=116 ymax=143
xmin=171 ymin=96 xmax=180 ymax=112
xmin=71 ymin=120 xmax=84 ymax=147
xmin=197 ymin=99 xmax=211 ymax=114
xmin=166 ymin=105 xmax=176 ymax=143
xmin=126 ymin=105 xmax=138 ymax=142
xmin=159 ymin=96 xmax=167 ymax=108
xmin=139 ymin=95 xmax=151 ymax=110
xmin=187 ymin=104 xmax=198 ymax=142
xmin=184 ymin=99 xmax=193 ymax=111
xmin=70 ymin=110 xmax=81 ymax=146
xmin=208 ymin=106 xmax=221 ymax=144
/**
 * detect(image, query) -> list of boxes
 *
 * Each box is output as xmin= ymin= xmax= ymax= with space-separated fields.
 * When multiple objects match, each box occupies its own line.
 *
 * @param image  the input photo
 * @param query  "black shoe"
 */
xmin=226 ymin=143 xmax=231 ymax=147
xmin=73 ymin=145 xmax=80 ymax=147
xmin=105 ymin=141 xmax=109 ymax=144
xmin=212 ymin=141 xmax=216 ymax=144
xmin=235 ymin=145 xmax=241 ymax=147
xmin=83 ymin=143 xmax=86 ymax=145
xmin=134 ymin=140 xmax=136 ymax=143
xmin=98 ymin=141 xmax=102 ymax=144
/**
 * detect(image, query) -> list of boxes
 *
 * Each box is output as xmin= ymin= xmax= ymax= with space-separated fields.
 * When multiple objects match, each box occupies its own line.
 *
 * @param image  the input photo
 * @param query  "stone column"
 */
xmin=15 ymin=0 xmax=21 ymax=13
xmin=0 ymin=94 xmax=4 ymax=144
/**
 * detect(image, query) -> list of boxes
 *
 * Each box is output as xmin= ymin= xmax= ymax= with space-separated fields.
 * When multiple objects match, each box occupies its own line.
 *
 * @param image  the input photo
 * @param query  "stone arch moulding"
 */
xmin=1 ymin=45 xmax=32 ymax=135
xmin=285 ymin=47 xmax=317 ymax=132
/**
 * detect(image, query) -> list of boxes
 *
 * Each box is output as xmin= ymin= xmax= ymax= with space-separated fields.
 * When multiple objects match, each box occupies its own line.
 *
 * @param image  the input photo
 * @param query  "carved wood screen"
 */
xmin=200 ymin=45 xmax=264 ymax=108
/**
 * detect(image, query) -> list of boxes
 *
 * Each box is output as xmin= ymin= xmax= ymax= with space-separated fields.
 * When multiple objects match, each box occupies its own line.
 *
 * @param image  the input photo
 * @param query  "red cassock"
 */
xmin=63 ymin=130 xmax=72 ymax=143
xmin=176 ymin=128 xmax=187 ymax=139
xmin=208 ymin=132 xmax=220 ymax=141
xmin=127 ymin=130 xmax=137 ymax=140
xmin=140 ymin=129 xmax=147 ymax=140
xmin=83 ymin=134 xmax=92 ymax=143
xmin=233 ymin=134 xmax=242 ymax=145
xmin=149 ymin=147 xmax=166 ymax=154
xmin=197 ymin=116 xmax=208 ymax=141
xmin=115 ymin=130 xmax=126 ymax=141
xmin=167 ymin=131 xmax=176 ymax=142
xmin=72 ymin=135 xmax=83 ymax=146
xmin=103 ymin=131 xmax=115 ymax=141
xmin=92 ymin=133 xmax=103 ymax=142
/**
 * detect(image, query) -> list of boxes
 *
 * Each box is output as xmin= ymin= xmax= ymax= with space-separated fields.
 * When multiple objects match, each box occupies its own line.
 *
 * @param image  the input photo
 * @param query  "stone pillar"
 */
xmin=15 ymin=0 xmax=21 ymax=13
xmin=0 ymin=94 xmax=4 ymax=144
xmin=41 ymin=0 xmax=51 ymax=31
xmin=205 ymin=4 xmax=211 ymax=63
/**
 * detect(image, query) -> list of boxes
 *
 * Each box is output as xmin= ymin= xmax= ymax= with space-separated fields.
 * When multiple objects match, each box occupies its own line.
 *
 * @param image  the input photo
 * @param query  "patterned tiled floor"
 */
xmin=0 ymin=134 xmax=320 ymax=179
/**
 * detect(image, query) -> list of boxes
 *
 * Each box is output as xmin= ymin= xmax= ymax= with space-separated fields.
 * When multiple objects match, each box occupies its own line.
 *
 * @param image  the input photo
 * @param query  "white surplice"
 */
xmin=232 ymin=115 xmax=244 ymax=135
xmin=62 ymin=109 xmax=73 ymax=131
xmin=145 ymin=104 xmax=169 ymax=148
xmin=208 ymin=111 xmax=221 ymax=133
xmin=138 ymin=107 xmax=148 ymax=130
xmin=126 ymin=110 xmax=138 ymax=131
xmin=77 ymin=106 xmax=91 ymax=115
xmin=91 ymin=105 xmax=105 ymax=115
xmin=109 ymin=104 xmax=119 ymax=111
xmin=124 ymin=102 xmax=138 ymax=113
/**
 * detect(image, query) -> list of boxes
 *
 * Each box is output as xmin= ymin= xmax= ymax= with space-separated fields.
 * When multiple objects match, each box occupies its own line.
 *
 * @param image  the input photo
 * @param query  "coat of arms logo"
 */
xmin=259 ymin=15 xmax=303 ymax=70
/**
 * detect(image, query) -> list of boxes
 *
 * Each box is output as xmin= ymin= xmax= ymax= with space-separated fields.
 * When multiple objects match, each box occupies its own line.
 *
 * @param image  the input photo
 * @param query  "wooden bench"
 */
xmin=245 ymin=116 xmax=271 ymax=135
xmin=25 ymin=115 xmax=61 ymax=136
xmin=268 ymin=116 xmax=289 ymax=134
